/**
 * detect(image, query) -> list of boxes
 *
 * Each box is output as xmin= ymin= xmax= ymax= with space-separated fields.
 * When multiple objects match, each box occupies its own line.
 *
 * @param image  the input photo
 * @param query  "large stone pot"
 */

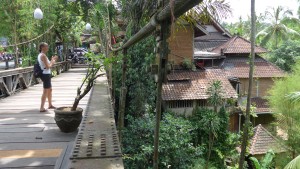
xmin=54 ymin=107 xmax=83 ymax=133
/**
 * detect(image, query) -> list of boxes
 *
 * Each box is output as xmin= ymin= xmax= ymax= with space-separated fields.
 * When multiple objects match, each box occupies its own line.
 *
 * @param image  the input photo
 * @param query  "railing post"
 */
xmin=6 ymin=76 xmax=13 ymax=92
xmin=118 ymin=48 xmax=127 ymax=143
xmin=153 ymin=0 xmax=170 ymax=168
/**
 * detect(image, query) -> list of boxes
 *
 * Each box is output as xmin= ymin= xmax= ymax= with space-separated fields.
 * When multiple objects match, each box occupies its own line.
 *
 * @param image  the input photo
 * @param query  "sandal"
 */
xmin=48 ymin=105 xmax=56 ymax=109
xmin=40 ymin=108 xmax=47 ymax=112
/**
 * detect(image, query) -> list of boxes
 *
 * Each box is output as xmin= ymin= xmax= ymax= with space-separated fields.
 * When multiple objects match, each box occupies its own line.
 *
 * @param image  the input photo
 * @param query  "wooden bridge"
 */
xmin=0 ymin=65 xmax=123 ymax=169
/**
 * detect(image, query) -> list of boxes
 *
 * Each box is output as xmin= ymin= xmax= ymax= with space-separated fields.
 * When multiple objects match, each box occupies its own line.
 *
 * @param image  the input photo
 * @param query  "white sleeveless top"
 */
xmin=38 ymin=53 xmax=51 ymax=74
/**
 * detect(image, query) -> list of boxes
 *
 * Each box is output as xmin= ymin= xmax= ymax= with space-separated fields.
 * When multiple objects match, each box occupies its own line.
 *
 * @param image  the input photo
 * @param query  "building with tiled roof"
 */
xmin=211 ymin=36 xmax=268 ymax=54
xmin=163 ymin=70 xmax=237 ymax=100
xmin=162 ymin=69 xmax=237 ymax=115
xmin=164 ymin=19 xmax=285 ymax=131
xmin=249 ymin=124 xmax=287 ymax=156
xmin=223 ymin=56 xmax=285 ymax=78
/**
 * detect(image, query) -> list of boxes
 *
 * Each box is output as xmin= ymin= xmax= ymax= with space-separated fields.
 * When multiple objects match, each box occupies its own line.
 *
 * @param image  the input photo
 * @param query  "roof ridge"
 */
xmin=251 ymin=124 xmax=289 ymax=154
xmin=210 ymin=17 xmax=232 ymax=37
xmin=237 ymin=36 xmax=268 ymax=52
xmin=223 ymin=36 xmax=238 ymax=52
xmin=209 ymin=36 xmax=235 ymax=52
xmin=249 ymin=124 xmax=262 ymax=153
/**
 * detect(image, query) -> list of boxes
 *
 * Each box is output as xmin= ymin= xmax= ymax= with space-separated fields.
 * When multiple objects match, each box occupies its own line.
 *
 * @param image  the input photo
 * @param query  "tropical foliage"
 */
xmin=256 ymin=6 xmax=300 ymax=48
xmin=225 ymin=5 xmax=300 ymax=72
xmin=249 ymin=150 xmax=275 ymax=169
xmin=269 ymin=40 xmax=300 ymax=72
xmin=122 ymin=107 xmax=238 ymax=169
xmin=269 ymin=62 xmax=300 ymax=162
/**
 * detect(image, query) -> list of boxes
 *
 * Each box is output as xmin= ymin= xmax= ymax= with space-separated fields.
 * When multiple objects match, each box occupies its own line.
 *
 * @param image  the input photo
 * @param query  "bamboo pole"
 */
xmin=153 ymin=0 xmax=171 ymax=167
xmin=118 ymin=48 xmax=127 ymax=143
xmin=120 ymin=0 xmax=202 ymax=50
xmin=153 ymin=26 xmax=164 ymax=169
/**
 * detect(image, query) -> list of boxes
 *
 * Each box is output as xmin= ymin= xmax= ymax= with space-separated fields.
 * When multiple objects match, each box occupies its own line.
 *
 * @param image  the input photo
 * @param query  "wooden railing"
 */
xmin=0 ymin=61 xmax=72 ymax=98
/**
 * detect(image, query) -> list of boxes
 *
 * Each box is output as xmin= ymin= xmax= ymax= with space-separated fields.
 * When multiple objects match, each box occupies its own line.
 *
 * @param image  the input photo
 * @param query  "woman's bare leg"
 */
xmin=40 ymin=89 xmax=48 ymax=111
xmin=47 ymin=88 xmax=53 ymax=108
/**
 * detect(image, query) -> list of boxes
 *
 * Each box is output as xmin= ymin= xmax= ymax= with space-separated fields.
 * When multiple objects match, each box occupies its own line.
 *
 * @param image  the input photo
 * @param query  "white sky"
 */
xmin=224 ymin=0 xmax=299 ymax=23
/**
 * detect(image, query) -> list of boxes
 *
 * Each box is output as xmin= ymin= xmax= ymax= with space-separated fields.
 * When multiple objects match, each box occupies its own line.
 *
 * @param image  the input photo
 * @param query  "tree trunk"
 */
xmin=72 ymin=97 xmax=80 ymax=111
xmin=206 ymin=131 xmax=214 ymax=169
xmin=239 ymin=0 xmax=256 ymax=168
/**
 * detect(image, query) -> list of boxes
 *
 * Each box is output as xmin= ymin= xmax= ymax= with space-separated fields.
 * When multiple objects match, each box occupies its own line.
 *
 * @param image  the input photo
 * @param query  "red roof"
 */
xmin=250 ymin=124 xmax=287 ymax=155
xmin=223 ymin=56 xmax=285 ymax=78
xmin=211 ymin=36 xmax=268 ymax=54
xmin=162 ymin=69 xmax=238 ymax=101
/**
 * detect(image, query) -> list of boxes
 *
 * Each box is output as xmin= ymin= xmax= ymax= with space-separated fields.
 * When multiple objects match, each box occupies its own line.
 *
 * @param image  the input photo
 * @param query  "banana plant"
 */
xmin=284 ymin=155 xmax=300 ymax=169
xmin=249 ymin=150 xmax=275 ymax=169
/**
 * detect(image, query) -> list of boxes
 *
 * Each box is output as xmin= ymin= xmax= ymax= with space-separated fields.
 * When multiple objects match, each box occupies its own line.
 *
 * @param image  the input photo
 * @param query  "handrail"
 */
xmin=0 ymin=61 xmax=71 ymax=78
xmin=0 ymin=61 xmax=72 ymax=97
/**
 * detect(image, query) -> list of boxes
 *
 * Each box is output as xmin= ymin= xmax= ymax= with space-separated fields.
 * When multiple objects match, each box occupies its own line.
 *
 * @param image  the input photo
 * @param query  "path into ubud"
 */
xmin=0 ymin=68 xmax=90 ymax=169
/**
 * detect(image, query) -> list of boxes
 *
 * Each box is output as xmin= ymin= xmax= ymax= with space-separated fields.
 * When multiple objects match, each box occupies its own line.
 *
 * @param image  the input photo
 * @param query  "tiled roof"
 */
xmin=194 ymin=32 xmax=229 ymax=53
xmin=211 ymin=36 xmax=268 ymax=54
xmin=162 ymin=69 xmax=238 ymax=101
xmin=223 ymin=56 xmax=285 ymax=78
xmin=251 ymin=97 xmax=270 ymax=113
xmin=250 ymin=124 xmax=287 ymax=155
xmin=194 ymin=41 xmax=226 ymax=52
xmin=195 ymin=32 xmax=230 ymax=41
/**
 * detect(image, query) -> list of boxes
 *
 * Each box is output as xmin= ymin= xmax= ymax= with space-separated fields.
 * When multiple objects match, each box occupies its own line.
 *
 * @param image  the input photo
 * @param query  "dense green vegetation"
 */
xmin=0 ymin=0 xmax=88 ymax=66
xmin=268 ymin=62 xmax=300 ymax=165
xmin=122 ymin=107 xmax=238 ymax=168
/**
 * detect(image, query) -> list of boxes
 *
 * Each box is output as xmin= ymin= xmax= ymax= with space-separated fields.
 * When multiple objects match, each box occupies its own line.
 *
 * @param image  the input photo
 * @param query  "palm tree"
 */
xmin=183 ymin=0 xmax=232 ymax=24
xmin=239 ymin=0 xmax=256 ymax=168
xmin=257 ymin=6 xmax=300 ymax=48
xmin=286 ymin=91 xmax=300 ymax=103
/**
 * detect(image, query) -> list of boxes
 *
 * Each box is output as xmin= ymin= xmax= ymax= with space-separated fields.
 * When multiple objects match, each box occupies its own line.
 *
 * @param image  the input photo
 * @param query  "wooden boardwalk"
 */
xmin=0 ymin=68 xmax=90 ymax=169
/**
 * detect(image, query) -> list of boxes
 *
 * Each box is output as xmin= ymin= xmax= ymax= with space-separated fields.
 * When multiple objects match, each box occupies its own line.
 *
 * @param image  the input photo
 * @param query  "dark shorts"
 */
xmin=41 ymin=74 xmax=52 ymax=89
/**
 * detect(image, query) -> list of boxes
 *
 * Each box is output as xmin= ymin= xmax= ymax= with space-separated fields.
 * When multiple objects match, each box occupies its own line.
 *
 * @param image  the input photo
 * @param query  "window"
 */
xmin=168 ymin=100 xmax=193 ymax=108
xmin=197 ymin=100 xmax=207 ymax=107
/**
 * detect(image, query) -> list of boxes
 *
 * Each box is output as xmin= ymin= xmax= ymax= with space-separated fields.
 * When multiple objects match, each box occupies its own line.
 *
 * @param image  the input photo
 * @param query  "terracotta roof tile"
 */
xmin=162 ymin=69 xmax=238 ymax=101
xmin=211 ymin=36 xmax=268 ymax=54
xmin=251 ymin=97 xmax=270 ymax=113
xmin=223 ymin=56 xmax=285 ymax=78
xmin=250 ymin=124 xmax=287 ymax=155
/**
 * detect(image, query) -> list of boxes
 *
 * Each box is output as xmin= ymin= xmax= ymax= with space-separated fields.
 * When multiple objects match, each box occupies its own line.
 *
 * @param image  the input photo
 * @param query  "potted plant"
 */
xmin=54 ymin=52 xmax=105 ymax=133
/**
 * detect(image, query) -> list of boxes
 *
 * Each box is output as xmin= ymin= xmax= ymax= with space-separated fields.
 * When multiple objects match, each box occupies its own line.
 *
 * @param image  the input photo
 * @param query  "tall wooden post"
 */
xmin=13 ymin=3 xmax=19 ymax=68
xmin=118 ymin=48 xmax=127 ymax=143
xmin=153 ymin=0 xmax=169 ymax=168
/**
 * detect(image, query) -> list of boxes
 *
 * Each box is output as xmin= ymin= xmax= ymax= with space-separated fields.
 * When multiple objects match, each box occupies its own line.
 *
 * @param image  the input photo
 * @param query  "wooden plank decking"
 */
xmin=0 ymin=68 xmax=90 ymax=169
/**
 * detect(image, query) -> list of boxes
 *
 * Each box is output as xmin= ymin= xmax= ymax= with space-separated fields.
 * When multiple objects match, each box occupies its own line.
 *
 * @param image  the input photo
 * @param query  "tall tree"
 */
xmin=269 ymin=40 xmax=300 ymax=72
xmin=239 ymin=0 xmax=256 ymax=168
xmin=256 ymin=6 xmax=300 ymax=49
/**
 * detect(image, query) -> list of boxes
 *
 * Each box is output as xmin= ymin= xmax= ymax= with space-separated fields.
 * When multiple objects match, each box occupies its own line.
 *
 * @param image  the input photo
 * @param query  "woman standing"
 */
xmin=38 ymin=42 xmax=58 ymax=112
